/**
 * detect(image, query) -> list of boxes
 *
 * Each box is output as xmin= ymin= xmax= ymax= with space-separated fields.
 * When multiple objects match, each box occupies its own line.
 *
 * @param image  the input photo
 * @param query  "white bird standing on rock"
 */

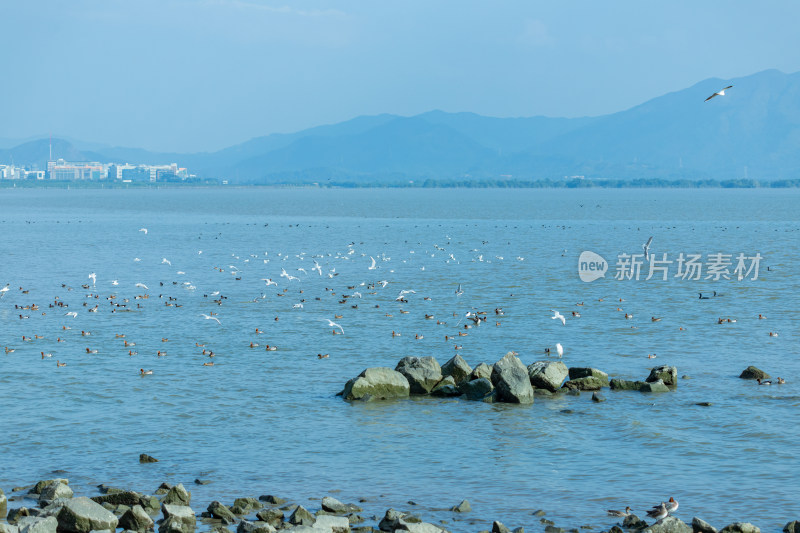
xmin=551 ymin=310 xmax=566 ymax=325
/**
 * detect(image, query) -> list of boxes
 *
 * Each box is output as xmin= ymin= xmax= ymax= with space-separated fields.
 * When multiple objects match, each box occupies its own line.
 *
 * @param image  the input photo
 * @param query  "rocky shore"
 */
xmin=1 ymin=478 xmax=796 ymax=533
xmin=340 ymin=353 xmax=680 ymax=403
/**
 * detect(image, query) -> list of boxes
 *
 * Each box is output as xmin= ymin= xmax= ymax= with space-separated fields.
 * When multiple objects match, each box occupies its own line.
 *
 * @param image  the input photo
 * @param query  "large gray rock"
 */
xmin=17 ymin=517 xmax=57 ymax=533
xmin=568 ymin=368 xmax=609 ymax=386
xmin=784 ymin=521 xmax=800 ymax=533
xmin=7 ymin=508 xmax=31 ymax=525
xmin=342 ymin=368 xmax=410 ymax=401
xmin=379 ymin=509 xmax=405 ymax=532
xmin=441 ymin=355 xmax=473 ymax=384
xmin=321 ymin=497 xmax=361 ymax=514
xmin=288 ymin=506 xmax=315 ymax=527
xmin=160 ymin=504 xmax=196 ymax=533
xmin=55 ymin=497 xmax=119 ymax=533
xmin=395 ymin=522 xmax=445 ymax=533
xmin=0 ymin=488 xmax=7 ymax=519
xmin=720 ymin=524 xmax=760 ymax=533
xmin=430 ymin=376 xmax=460 ymax=397
xmin=527 ymin=361 xmax=568 ymax=392
xmin=0 ymin=523 xmax=19 ymax=533
xmin=459 ymin=378 xmax=495 ymax=402
xmin=255 ymin=508 xmax=284 ymax=527
xmin=646 ymin=366 xmax=678 ymax=386
xmin=451 ymin=500 xmax=471 ymax=513
xmin=491 ymin=353 xmax=534 ymax=404
xmin=29 ymin=480 xmax=69 ymax=496
xmin=313 ymin=515 xmax=351 ymax=533
xmin=207 ymin=502 xmax=236 ymax=525
xmin=692 ymin=517 xmax=718 ymax=533
xmin=162 ymin=484 xmax=191 ymax=506
xmin=236 ymin=520 xmax=276 ymax=533
xmin=395 ymin=357 xmax=443 ymax=394
xmin=39 ymin=482 xmax=73 ymax=504
xmin=469 ymin=363 xmax=493 ymax=381
xmin=623 ymin=514 xmax=648 ymax=530
xmin=644 ymin=517 xmax=691 ymax=533
xmin=739 ymin=367 xmax=770 ymax=380
xmin=118 ymin=505 xmax=155 ymax=532
xmin=562 ymin=376 xmax=604 ymax=391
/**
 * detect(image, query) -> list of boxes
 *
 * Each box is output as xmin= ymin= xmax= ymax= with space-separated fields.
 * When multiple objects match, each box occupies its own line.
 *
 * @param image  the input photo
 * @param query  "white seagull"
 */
xmin=643 ymin=236 xmax=653 ymax=260
xmin=201 ymin=313 xmax=221 ymax=325
xmin=325 ymin=319 xmax=344 ymax=334
xmin=705 ymin=85 xmax=733 ymax=102
xmin=280 ymin=268 xmax=299 ymax=281
xmin=135 ymin=283 xmax=149 ymax=290
xmin=162 ymin=258 xmax=171 ymax=266
xmin=0 ymin=284 xmax=9 ymax=298
xmin=139 ymin=228 xmax=148 ymax=234
xmin=368 ymin=256 xmax=377 ymax=270
xmin=88 ymin=273 xmax=96 ymax=286
xmin=551 ymin=310 xmax=566 ymax=325
xmin=556 ymin=343 xmax=563 ymax=357
xmin=261 ymin=278 xmax=278 ymax=286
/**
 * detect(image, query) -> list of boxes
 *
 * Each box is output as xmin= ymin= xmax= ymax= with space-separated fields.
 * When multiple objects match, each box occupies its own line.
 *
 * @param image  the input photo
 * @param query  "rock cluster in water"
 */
xmin=341 ymin=353 xmax=678 ymax=403
xmin=1 ymin=478 xmax=796 ymax=533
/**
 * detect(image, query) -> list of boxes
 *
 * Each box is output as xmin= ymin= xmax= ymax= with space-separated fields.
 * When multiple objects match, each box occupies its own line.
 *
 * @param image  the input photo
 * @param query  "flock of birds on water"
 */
xmin=0 ymin=224 xmax=785 ymax=390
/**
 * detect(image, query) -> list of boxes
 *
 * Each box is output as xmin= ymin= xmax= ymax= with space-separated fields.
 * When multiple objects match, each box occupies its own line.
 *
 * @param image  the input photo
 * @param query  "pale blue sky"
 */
xmin=2 ymin=1 xmax=799 ymax=152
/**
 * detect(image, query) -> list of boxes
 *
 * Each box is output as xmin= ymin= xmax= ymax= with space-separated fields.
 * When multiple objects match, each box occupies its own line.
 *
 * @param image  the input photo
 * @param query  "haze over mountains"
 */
xmin=2 ymin=69 xmax=799 ymax=184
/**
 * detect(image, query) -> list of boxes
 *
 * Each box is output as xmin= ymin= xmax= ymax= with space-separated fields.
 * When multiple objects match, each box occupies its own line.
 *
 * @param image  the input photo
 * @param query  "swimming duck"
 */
xmin=607 ymin=506 xmax=632 ymax=517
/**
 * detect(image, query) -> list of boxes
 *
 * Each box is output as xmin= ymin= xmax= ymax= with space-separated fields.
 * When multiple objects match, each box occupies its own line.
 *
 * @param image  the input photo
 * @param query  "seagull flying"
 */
xmin=201 ymin=313 xmax=222 ymax=325
xmin=135 ymin=283 xmax=149 ymax=290
xmin=551 ymin=309 xmax=566 ymax=325
xmin=88 ymin=273 xmax=96 ymax=286
xmin=325 ymin=319 xmax=344 ymax=334
xmin=162 ymin=258 xmax=171 ymax=266
xmin=369 ymin=256 xmax=377 ymax=270
xmin=643 ymin=236 xmax=653 ymax=260
xmin=455 ymin=283 xmax=463 ymax=297
xmin=139 ymin=228 xmax=148 ymax=234
xmin=705 ymin=85 xmax=733 ymax=102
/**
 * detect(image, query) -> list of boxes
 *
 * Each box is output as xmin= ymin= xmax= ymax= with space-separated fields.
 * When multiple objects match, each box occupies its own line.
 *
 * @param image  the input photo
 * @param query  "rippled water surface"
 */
xmin=1 ymin=188 xmax=798 ymax=531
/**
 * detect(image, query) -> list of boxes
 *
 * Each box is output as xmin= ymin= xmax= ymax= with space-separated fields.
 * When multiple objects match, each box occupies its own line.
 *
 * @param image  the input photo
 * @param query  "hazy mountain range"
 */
xmin=2 ymin=69 xmax=799 ymax=183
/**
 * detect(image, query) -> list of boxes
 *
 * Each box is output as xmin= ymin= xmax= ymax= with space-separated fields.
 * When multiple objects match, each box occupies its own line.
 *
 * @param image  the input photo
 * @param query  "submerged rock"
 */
xmin=639 ymin=380 xmax=670 ymax=393
xmin=451 ymin=500 xmax=471 ymax=513
xmin=610 ymin=379 xmax=644 ymax=391
xmin=91 ymin=491 xmax=143 ymax=507
xmin=568 ymin=368 xmax=609 ymax=387
xmin=139 ymin=454 xmax=158 ymax=464
xmin=28 ymin=480 xmax=69 ymax=496
xmin=739 ymin=367 xmax=770 ymax=380
xmin=783 ymin=522 xmax=800 ymax=533
xmin=258 ymin=495 xmax=286 ymax=505
xmin=491 ymin=353 xmax=534 ymax=404
xmin=342 ymin=368 xmax=411 ymax=401
xmin=441 ymin=355 xmax=473 ymax=385
xmin=527 ymin=361 xmax=568 ymax=392
xmin=562 ymin=377 xmax=604 ymax=391
xmin=395 ymin=357 xmax=443 ymax=395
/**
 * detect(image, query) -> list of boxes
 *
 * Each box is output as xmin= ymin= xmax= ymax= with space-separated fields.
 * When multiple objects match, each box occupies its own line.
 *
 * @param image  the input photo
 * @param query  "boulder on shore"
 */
xmin=321 ymin=496 xmax=362 ymax=514
xmin=491 ymin=353 xmax=534 ymax=404
xmin=54 ymin=497 xmax=119 ymax=533
xmin=17 ymin=516 xmax=58 ymax=533
xmin=395 ymin=357 xmax=443 ymax=394
xmin=441 ymin=355 xmax=473 ymax=385
xmin=162 ymin=484 xmax=191 ymax=506
xmin=639 ymin=379 xmax=671 ymax=392
xmin=739 ymin=367 xmax=770 ymax=380
xmin=430 ymin=376 xmax=460 ymax=397
xmin=160 ymin=504 xmax=196 ymax=533
xmin=783 ymin=521 xmax=800 ymax=533
xmin=342 ymin=368 xmax=410 ymax=401
xmin=527 ymin=361 xmax=568 ymax=392
xmin=118 ymin=505 xmax=155 ymax=533
xmin=692 ymin=517 xmax=718 ymax=533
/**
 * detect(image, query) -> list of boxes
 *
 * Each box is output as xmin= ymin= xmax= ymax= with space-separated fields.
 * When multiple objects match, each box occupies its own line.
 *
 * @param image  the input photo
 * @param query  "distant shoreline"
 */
xmin=1 ymin=177 xmax=799 ymax=189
